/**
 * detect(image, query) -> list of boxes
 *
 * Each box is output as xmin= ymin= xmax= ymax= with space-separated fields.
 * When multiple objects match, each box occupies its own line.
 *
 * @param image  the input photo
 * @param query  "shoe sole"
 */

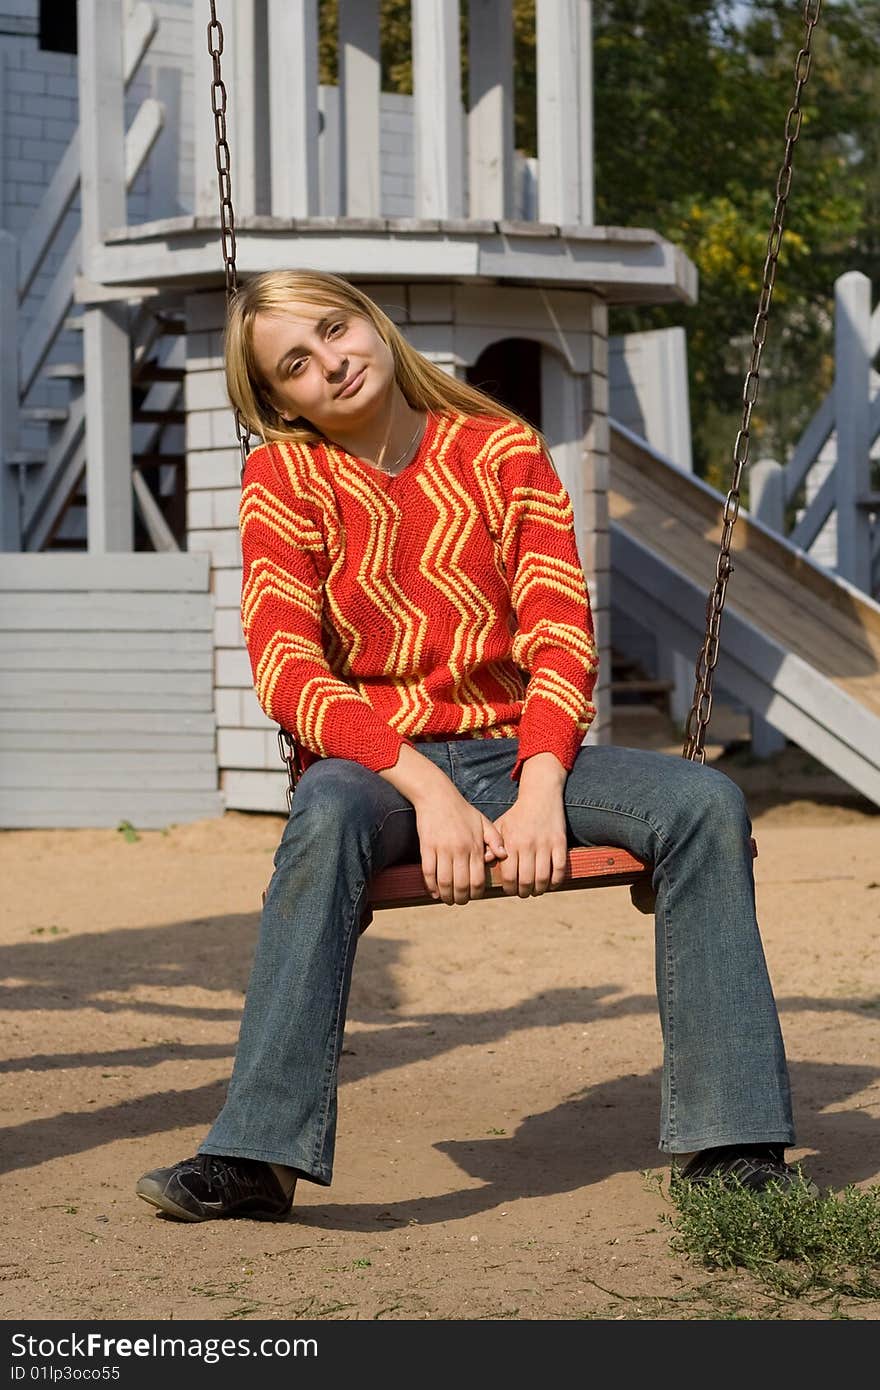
xmin=136 ymin=1177 xmax=207 ymax=1222
xmin=136 ymin=1176 xmax=293 ymax=1222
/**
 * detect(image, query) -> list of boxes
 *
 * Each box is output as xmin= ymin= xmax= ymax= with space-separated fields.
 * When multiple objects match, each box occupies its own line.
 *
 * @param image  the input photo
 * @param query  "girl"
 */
xmin=136 ymin=270 xmax=806 ymax=1222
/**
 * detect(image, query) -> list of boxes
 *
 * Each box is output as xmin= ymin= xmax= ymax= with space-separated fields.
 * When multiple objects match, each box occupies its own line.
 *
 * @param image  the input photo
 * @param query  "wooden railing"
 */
xmin=750 ymin=271 xmax=879 ymax=598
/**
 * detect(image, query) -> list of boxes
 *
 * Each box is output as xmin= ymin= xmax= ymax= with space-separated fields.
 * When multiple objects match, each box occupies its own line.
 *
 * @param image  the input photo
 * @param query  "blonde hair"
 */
xmin=224 ymin=269 xmax=533 ymax=445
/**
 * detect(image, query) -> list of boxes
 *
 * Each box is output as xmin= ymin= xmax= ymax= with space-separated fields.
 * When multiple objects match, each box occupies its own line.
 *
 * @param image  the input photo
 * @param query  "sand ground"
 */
xmin=1 ymin=709 xmax=878 ymax=1322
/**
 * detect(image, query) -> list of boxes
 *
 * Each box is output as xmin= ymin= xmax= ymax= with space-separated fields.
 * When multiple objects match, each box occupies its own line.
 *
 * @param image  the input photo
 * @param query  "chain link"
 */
xmin=207 ymin=3 xmax=302 ymax=808
xmin=682 ymin=0 xmax=822 ymax=762
xmin=206 ymin=2 xmax=251 ymax=483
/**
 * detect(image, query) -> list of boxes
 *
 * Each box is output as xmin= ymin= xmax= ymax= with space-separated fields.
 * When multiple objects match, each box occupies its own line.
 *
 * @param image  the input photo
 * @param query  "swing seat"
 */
xmin=368 ymin=844 xmax=652 ymax=910
xmin=366 ymin=837 xmax=758 ymax=911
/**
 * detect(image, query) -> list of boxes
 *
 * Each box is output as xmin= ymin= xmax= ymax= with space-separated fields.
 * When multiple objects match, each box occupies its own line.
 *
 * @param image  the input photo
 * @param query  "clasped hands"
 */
xmin=414 ymin=752 xmax=569 ymax=906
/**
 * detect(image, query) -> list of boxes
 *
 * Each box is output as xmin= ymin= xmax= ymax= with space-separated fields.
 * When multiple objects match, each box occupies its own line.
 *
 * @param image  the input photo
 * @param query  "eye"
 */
xmin=286 ymin=356 xmax=307 ymax=376
xmin=326 ymin=320 xmax=347 ymax=339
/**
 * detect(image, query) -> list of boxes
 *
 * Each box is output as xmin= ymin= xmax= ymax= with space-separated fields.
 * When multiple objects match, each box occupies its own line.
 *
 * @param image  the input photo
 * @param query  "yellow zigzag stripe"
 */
xmin=240 ymin=482 xmax=324 ymax=554
xmin=501 ymin=489 xmax=574 ymax=566
xmin=513 ymin=623 xmax=598 ymax=672
xmin=274 ymin=440 xmax=345 ymax=559
xmin=242 ymin=559 xmax=322 ymax=637
xmin=328 ymin=449 xmax=429 ymax=697
xmin=419 ymin=436 xmax=502 ymax=733
xmin=523 ymin=670 xmax=594 ymax=728
xmin=383 ymin=674 xmax=435 ymax=735
xmin=298 ymin=675 xmax=368 ymax=757
xmin=256 ymin=631 xmax=326 ymax=721
xmin=510 ymin=553 xmax=589 ymax=612
xmin=470 ymin=421 xmax=543 ymax=537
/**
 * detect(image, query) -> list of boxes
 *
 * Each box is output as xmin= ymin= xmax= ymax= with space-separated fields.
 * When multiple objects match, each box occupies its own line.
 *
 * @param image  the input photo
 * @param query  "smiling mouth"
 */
xmin=335 ymin=367 xmax=366 ymax=399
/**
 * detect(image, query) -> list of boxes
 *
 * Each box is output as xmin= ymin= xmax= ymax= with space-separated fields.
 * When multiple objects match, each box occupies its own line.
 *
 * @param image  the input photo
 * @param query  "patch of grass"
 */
xmin=653 ymin=1170 xmax=880 ymax=1304
xmin=117 ymin=820 xmax=140 ymax=843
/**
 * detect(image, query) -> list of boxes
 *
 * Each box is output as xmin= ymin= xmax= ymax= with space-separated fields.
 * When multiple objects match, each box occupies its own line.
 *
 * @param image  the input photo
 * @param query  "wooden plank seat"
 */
xmin=368 ymin=844 xmax=652 ymax=910
xmin=366 ymin=837 xmax=758 ymax=912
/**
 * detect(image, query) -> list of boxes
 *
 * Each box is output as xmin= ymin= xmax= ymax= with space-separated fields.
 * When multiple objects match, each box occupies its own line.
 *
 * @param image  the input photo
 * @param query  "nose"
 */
xmin=316 ymin=343 xmax=347 ymax=378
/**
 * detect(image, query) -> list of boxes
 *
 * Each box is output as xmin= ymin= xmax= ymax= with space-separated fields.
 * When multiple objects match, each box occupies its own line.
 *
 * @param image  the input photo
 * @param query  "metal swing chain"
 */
xmin=682 ymin=0 xmax=822 ymax=761
xmin=206 ymin=2 xmax=300 ymax=807
xmin=206 ymin=2 xmax=252 ymax=483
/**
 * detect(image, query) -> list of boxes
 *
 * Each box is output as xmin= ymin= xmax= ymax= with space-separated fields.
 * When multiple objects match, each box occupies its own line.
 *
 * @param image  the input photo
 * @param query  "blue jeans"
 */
xmin=201 ymin=741 xmax=794 ymax=1182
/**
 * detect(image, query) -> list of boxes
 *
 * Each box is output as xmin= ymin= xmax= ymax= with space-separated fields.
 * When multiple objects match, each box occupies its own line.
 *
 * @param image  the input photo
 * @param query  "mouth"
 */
xmin=334 ymin=367 xmax=366 ymax=399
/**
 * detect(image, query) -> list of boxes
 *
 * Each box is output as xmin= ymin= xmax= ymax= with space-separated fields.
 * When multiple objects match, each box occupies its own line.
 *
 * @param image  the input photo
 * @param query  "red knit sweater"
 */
xmin=239 ymin=412 xmax=598 ymax=780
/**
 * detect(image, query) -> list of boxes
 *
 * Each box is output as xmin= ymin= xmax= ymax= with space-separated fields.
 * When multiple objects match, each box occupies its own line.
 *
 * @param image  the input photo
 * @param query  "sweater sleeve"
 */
xmin=496 ymin=433 xmax=599 ymax=780
xmin=239 ymin=445 xmax=406 ymax=773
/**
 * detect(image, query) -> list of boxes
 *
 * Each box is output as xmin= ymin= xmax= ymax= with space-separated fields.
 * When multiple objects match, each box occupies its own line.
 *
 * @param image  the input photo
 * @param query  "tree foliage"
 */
xmin=318 ymin=0 xmax=880 ymax=481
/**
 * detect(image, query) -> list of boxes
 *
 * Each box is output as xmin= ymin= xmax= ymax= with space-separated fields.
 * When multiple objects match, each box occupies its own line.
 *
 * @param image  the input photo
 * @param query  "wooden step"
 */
xmin=21 ymin=406 xmax=69 ymax=424
xmin=43 ymin=363 xmax=84 ymax=381
xmin=6 ymin=450 xmax=46 ymax=466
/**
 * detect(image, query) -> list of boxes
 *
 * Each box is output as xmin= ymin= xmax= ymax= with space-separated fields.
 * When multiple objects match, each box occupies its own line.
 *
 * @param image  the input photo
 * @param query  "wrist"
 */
xmin=518 ymin=751 xmax=567 ymax=794
xmin=379 ymin=744 xmax=451 ymax=806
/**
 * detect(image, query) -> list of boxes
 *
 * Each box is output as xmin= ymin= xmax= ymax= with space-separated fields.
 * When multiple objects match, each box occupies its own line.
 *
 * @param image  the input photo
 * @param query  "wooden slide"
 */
xmin=608 ymin=422 xmax=880 ymax=807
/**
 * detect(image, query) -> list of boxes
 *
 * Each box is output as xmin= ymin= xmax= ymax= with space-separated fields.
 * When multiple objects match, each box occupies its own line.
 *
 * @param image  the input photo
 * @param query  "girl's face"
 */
xmin=250 ymin=301 xmax=396 ymax=436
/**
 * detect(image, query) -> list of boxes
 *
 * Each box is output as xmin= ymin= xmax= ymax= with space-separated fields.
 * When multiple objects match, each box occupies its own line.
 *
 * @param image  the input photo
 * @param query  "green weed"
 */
xmin=117 ymin=820 xmax=140 ymax=843
xmin=656 ymin=1169 xmax=880 ymax=1303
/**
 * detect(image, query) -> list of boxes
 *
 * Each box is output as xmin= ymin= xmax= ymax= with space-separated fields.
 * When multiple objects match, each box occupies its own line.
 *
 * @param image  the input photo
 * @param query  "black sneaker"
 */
xmin=136 ymin=1154 xmax=295 ymax=1222
xmin=677 ymin=1144 xmax=818 ymax=1196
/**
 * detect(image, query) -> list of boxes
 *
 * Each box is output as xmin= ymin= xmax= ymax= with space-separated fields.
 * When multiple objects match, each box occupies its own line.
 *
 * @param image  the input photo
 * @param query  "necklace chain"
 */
xmin=380 ymin=418 xmax=422 ymax=475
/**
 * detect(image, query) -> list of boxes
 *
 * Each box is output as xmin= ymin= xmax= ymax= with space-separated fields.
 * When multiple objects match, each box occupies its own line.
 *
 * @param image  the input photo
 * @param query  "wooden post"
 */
xmin=339 ymin=0 xmax=380 ymax=217
xmin=195 ymin=0 xmax=270 ymax=216
xmin=268 ymin=0 xmax=319 ymax=216
xmin=748 ymin=458 xmax=787 ymax=756
xmin=240 ymin=0 xmax=271 ymax=215
xmin=834 ymin=270 xmax=872 ymax=591
xmin=193 ymin=0 xmax=217 ymax=216
xmin=536 ymin=0 xmax=593 ymax=225
xmin=78 ymin=0 xmax=133 ymax=552
xmin=468 ymin=0 xmax=514 ymax=221
xmin=0 ymin=232 xmax=19 ymax=550
xmin=541 ymin=346 xmax=587 ymax=557
xmin=412 ymin=0 xmax=464 ymax=219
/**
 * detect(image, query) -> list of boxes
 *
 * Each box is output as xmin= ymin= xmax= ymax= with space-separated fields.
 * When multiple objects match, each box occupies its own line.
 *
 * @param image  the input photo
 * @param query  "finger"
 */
xmin=470 ymin=847 xmax=487 ymax=900
xmin=550 ymin=841 xmax=569 ymax=888
xmin=452 ymin=851 xmax=472 ymax=906
xmin=501 ymin=849 xmax=519 ymax=896
xmin=482 ymin=816 xmax=507 ymax=859
xmin=517 ymin=850 xmax=536 ymax=898
xmin=422 ymin=850 xmax=439 ymax=901
xmin=435 ymin=853 xmax=455 ymax=906
xmin=533 ymin=849 xmax=552 ymax=896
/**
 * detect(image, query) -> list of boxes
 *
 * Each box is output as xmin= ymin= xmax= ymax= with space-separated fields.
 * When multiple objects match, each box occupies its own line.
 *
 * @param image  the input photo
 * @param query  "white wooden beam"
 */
xmin=78 ymin=0 xmax=126 ymax=267
xmin=0 ymin=232 xmax=20 ymax=550
xmin=412 ymin=0 xmax=464 ymax=219
xmin=82 ymin=304 xmax=133 ymax=552
xmin=77 ymin=0 xmax=133 ymax=553
xmin=236 ymin=0 xmax=270 ymax=216
xmin=339 ymin=0 xmax=380 ymax=217
xmin=193 ymin=0 xmax=217 ymax=217
xmin=268 ymin=0 xmax=319 ymax=216
xmin=541 ymin=345 xmax=587 ymax=560
xmin=835 ymin=270 xmax=872 ymax=591
xmin=468 ymin=0 xmax=514 ymax=220
xmin=536 ymin=0 xmax=593 ymax=225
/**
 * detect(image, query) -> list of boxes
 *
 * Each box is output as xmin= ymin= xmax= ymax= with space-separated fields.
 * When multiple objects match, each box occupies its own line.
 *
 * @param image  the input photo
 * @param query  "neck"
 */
xmin=328 ymin=386 xmax=424 ymax=471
